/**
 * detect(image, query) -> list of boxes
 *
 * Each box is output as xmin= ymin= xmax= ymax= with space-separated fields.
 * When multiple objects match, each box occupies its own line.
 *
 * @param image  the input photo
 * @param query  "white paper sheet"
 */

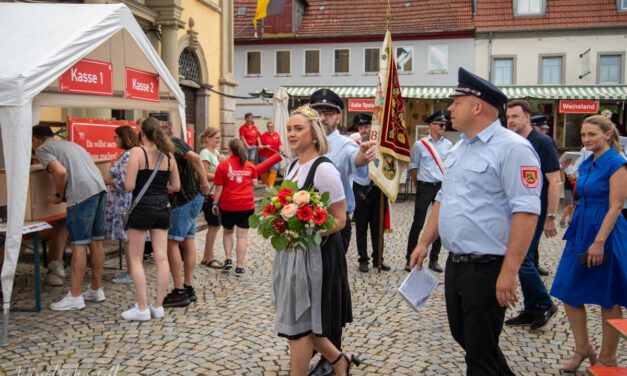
xmin=398 ymin=266 xmax=438 ymax=311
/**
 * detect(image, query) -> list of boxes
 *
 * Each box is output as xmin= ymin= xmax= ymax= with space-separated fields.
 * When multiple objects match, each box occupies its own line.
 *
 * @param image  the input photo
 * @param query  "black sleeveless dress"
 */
xmin=275 ymin=157 xmax=352 ymax=339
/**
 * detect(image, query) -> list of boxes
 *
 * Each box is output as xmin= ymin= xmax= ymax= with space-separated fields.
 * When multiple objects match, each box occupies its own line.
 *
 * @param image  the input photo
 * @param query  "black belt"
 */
xmin=418 ymin=181 xmax=442 ymax=187
xmin=449 ymin=254 xmax=504 ymax=264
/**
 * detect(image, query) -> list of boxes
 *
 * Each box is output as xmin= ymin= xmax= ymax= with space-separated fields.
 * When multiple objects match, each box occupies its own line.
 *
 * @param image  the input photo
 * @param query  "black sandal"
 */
xmin=221 ymin=259 xmax=233 ymax=272
xmin=201 ymin=259 xmax=223 ymax=269
xmin=330 ymin=352 xmax=362 ymax=375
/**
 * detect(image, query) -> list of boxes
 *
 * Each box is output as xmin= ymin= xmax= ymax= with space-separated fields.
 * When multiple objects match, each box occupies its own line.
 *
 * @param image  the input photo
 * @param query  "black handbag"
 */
xmin=123 ymin=152 xmax=164 ymax=229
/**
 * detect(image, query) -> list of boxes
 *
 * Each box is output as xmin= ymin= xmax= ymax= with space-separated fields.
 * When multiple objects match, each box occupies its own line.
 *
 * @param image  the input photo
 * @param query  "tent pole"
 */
xmin=1 ymin=308 xmax=8 ymax=346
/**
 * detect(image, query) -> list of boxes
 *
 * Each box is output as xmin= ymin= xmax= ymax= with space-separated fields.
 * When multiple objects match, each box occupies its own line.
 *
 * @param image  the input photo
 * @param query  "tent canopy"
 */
xmin=0 ymin=3 xmax=186 ymax=345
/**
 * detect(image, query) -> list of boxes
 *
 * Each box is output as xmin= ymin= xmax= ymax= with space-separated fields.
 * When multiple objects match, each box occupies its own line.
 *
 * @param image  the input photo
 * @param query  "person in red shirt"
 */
xmin=212 ymin=139 xmax=258 ymax=276
xmin=239 ymin=112 xmax=261 ymax=164
xmin=258 ymin=121 xmax=283 ymax=187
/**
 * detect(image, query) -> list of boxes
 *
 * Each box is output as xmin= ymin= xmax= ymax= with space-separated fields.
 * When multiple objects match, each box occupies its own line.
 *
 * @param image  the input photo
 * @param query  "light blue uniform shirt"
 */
xmin=436 ymin=120 xmax=541 ymax=256
xmin=409 ymin=135 xmax=453 ymax=183
xmin=326 ymin=129 xmax=359 ymax=213
xmin=353 ymin=137 xmax=371 ymax=186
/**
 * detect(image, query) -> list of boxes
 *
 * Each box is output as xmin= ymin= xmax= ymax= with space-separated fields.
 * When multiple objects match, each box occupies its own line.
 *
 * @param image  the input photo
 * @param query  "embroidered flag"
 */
xmin=520 ymin=166 xmax=539 ymax=188
xmin=368 ymin=31 xmax=412 ymax=202
xmin=253 ymin=0 xmax=286 ymax=29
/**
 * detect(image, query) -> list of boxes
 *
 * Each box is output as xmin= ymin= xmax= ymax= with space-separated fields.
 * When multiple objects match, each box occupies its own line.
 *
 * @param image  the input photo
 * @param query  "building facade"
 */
xmin=474 ymin=0 xmax=627 ymax=148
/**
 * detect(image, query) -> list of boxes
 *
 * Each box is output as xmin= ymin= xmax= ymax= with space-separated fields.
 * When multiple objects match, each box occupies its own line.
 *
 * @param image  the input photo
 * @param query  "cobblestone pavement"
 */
xmin=1 ymin=199 xmax=625 ymax=375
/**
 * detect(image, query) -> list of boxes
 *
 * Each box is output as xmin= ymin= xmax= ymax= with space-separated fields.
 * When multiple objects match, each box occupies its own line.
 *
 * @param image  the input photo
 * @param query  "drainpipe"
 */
xmin=487 ymin=31 xmax=493 ymax=79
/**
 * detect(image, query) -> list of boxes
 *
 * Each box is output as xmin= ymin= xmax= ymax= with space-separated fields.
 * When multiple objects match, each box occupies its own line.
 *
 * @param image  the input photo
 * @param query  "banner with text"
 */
xmin=126 ymin=68 xmax=160 ymax=102
xmin=348 ymin=98 xmax=375 ymax=112
xmin=59 ymin=59 xmax=113 ymax=96
xmin=559 ymin=100 xmax=599 ymax=114
xmin=69 ymin=117 xmax=138 ymax=160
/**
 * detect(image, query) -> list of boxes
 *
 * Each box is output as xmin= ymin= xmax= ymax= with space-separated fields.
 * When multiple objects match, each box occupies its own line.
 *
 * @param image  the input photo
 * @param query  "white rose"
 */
xmin=292 ymin=190 xmax=311 ymax=205
xmin=281 ymin=203 xmax=299 ymax=221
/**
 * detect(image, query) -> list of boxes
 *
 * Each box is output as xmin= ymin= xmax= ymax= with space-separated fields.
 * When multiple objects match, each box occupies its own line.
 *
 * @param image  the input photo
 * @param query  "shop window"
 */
xmin=275 ymin=50 xmax=291 ymax=75
xmin=304 ymin=50 xmax=320 ymax=75
xmin=179 ymin=48 xmax=201 ymax=83
xmin=246 ymin=51 xmax=261 ymax=76
xmin=428 ymin=44 xmax=447 ymax=74
xmin=541 ymin=56 xmax=563 ymax=84
xmin=492 ymin=57 xmax=515 ymax=85
xmin=334 ymin=49 xmax=350 ymax=74
xmin=514 ymin=0 xmax=545 ymax=15
xmin=598 ymin=54 xmax=623 ymax=84
xmin=364 ymin=48 xmax=380 ymax=73
xmin=397 ymin=47 xmax=413 ymax=73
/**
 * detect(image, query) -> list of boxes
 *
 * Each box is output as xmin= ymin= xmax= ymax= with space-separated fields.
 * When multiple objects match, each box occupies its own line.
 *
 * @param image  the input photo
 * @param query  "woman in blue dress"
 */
xmin=550 ymin=115 xmax=627 ymax=372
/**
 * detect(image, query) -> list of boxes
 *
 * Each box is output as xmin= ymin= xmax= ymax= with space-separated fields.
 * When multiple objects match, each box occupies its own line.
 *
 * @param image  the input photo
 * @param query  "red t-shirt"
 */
xmin=214 ymin=156 xmax=257 ymax=211
xmin=258 ymin=131 xmax=282 ymax=159
xmin=239 ymin=124 xmax=260 ymax=147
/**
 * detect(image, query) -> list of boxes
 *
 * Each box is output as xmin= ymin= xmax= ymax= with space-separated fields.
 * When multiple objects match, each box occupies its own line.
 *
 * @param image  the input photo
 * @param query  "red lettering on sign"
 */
xmin=59 ymin=59 xmax=113 ymax=96
xmin=559 ymin=100 xmax=599 ymax=114
xmin=68 ymin=118 xmax=138 ymax=160
xmin=348 ymin=99 xmax=375 ymax=112
xmin=126 ymin=68 xmax=160 ymax=102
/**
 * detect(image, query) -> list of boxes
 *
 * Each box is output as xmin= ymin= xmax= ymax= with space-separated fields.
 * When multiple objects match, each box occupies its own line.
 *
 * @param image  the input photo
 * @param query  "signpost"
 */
xmin=559 ymin=100 xmax=599 ymax=114
xmin=59 ymin=59 xmax=113 ymax=96
xmin=126 ymin=68 xmax=160 ymax=102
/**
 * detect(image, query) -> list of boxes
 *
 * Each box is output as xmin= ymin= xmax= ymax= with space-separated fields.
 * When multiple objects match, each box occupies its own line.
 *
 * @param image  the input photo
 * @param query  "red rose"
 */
xmin=262 ymin=203 xmax=277 ymax=217
xmin=312 ymin=208 xmax=327 ymax=225
xmin=276 ymin=188 xmax=293 ymax=206
xmin=272 ymin=218 xmax=287 ymax=234
xmin=297 ymin=205 xmax=313 ymax=221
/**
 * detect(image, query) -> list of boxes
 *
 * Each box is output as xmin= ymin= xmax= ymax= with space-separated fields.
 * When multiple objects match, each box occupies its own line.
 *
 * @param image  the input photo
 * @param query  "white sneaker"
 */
xmin=45 ymin=273 xmax=64 ymax=286
xmin=83 ymin=288 xmax=105 ymax=302
xmin=149 ymin=302 xmax=165 ymax=319
xmin=112 ymin=272 xmax=133 ymax=284
xmin=50 ymin=293 xmax=85 ymax=311
xmin=121 ymin=304 xmax=150 ymax=321
xmin=48 ymin=260 xmax=66 ymax=278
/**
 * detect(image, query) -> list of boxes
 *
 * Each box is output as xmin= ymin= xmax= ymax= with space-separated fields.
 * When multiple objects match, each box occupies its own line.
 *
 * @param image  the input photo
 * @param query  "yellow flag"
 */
xmin=253 ymin=0 xmax=271 ymax=29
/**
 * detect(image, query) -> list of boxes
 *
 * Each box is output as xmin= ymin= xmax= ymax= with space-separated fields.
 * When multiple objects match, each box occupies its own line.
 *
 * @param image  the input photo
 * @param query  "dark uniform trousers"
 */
xmin=352 ymin=182 xmax=386 ymax=265
xmin=445 ymin=255 xmax=515 ymax=376
xmin=406 ymin=181 xmax=442 ymax=262
xmin=339 ymin=211 xmax=351 ymax=255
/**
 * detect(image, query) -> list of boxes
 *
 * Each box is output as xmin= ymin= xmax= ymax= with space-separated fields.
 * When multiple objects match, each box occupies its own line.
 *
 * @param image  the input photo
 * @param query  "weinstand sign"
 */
xmin=559 ymin=100 xmax=599 ymax=114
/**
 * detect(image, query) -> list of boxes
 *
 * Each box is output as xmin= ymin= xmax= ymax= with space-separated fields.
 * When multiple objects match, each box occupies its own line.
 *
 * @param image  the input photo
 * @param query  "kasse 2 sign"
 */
xmin=59 ymin=59 xmax=113 ymax=96
xmin=126 ymin=68 xmax=160 ymax=102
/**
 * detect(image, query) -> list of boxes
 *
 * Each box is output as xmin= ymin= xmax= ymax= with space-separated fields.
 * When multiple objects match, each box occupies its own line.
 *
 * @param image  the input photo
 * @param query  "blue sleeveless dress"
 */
xmin=550 ymin=149 xmax=627 ymax=309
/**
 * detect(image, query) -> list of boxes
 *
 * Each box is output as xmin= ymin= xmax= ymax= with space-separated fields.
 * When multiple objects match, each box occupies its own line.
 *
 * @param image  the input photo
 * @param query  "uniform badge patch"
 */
xmin=520 ymin=166 xmax=539 ymax=188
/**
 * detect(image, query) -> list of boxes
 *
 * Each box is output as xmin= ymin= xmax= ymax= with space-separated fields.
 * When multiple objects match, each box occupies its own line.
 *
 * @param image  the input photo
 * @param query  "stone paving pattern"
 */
xmin=1 ymin=199 xmax=625 ymax=375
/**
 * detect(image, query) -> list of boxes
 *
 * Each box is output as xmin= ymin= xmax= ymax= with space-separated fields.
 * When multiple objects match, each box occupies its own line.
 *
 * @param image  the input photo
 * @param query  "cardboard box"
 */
xmin=0 ymin=159 xmax=110 ymax=221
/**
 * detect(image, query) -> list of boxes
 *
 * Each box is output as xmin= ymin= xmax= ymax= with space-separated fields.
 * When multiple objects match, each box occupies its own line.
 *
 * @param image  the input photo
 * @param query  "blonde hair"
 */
xmin=199 ymin=127 xmax=220 ymax=146
xmin=290 ymin=105 xmax=329 ymax=155
xmin=583 ymin=115 xmax=621 ymax=152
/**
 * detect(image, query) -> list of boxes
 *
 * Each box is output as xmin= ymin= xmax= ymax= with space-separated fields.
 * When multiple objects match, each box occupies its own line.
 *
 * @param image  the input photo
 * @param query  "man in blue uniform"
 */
xmin=308 ymin=89 xmax=377 ymax=376
xmin=410 ymin=68 xmax=541 ymax=375
xmin=352 ymin=113 xmax=390 ymax=273
xmin=405 ymin=110 xmax=453 ymax=273
xmin=504 ymin=101 xmax=559 ymax=330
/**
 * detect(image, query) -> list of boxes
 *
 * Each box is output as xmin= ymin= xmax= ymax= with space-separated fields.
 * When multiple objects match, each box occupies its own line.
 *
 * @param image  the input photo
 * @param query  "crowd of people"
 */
xmin=4 ymin=64 xmax=623 ymax=374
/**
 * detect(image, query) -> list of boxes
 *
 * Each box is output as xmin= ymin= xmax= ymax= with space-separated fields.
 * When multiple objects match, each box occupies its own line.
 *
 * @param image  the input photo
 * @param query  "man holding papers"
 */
xmin=409 ymin=68 xmax=541 ymax=376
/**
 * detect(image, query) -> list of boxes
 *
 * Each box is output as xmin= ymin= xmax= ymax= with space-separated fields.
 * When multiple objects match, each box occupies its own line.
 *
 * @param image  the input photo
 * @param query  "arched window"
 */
xmin=179 ymin=48 xmax=201 ymax=83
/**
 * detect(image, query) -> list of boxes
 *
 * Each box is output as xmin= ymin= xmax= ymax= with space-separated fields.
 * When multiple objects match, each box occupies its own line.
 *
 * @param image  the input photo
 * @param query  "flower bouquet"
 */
xmin=249 ymin=180 xmax=336 ymax=251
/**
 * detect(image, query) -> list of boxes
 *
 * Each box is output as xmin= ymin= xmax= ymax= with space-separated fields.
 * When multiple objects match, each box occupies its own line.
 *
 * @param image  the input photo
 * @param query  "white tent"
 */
xmin=0 ymin=3 xmax=186 ymax=345
xmin=272 ymin=87 xmax=291 ymax=162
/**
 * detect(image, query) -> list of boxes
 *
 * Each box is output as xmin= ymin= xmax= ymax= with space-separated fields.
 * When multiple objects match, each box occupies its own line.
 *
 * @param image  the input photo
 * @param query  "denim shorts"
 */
xmin=66 ymin=191 xmax=106 ymax=245
xmin=168 ymin=193 xmax=204 ymax=241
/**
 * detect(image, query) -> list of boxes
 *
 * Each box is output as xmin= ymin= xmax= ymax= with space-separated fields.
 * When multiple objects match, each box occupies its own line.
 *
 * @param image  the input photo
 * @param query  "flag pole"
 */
xmin=377 ymin=189 xmax=385 ymax=273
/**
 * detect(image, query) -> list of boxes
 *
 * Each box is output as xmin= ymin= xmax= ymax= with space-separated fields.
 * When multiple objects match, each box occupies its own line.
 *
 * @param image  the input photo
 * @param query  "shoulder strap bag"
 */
xmin=123 ymin=152 xmax=165 ymax=229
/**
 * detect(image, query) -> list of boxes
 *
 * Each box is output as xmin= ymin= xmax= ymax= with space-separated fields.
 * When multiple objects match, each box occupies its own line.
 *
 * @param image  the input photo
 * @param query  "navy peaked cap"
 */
xmin=531 ymin=115 xmax=549 ymax=128
xmin=425 ymin=110 xmax=448 ymax=124
xmin=449 ymin=67 xmax=508 ymax=110
xmin=309 ymin=88 xmax=344 ymax=112
xmin=353 ymin=113 xmax=372 ymax=126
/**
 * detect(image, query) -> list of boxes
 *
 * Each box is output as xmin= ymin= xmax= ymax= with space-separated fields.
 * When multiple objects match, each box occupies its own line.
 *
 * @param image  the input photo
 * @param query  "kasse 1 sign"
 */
xmin=126 ymin=68 xmax=160 ymax=102
xmin=59 ymin=59 xmax=113 ymax=96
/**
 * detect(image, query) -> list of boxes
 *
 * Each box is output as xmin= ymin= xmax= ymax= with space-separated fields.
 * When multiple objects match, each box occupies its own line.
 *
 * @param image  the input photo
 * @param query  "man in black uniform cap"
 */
xmin=405 ymin=110 xmax=452 ymax=273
